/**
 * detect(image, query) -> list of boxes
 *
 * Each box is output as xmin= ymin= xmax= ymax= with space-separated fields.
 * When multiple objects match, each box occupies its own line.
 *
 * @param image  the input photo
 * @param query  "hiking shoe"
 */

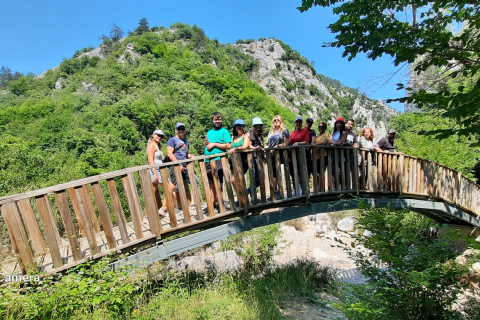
xmin=158 ymin=208 xmax=167 ymax=218
xmin=143 ymin=217 xmax=149 ymax=224
xmin=275 ymin=190 xmax=281 ymax=200
xmin=235 ymin=201 xmax=240 ymax=208
xmin=213 ymin=203 xmax=220 ymax=213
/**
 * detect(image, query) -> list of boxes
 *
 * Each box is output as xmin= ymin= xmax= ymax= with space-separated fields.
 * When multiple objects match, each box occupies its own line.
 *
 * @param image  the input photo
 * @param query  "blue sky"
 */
xmin=0 ymin=0 xmax=406 ymax=111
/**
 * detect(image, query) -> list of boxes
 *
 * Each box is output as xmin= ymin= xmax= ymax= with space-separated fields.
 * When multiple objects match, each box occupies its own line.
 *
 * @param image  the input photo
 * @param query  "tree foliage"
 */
xmin=298 ymin=0 xmax=480 ymax=144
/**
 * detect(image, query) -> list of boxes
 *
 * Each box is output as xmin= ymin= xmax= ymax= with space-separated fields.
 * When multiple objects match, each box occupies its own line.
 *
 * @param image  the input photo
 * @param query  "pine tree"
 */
xmin=134 ymin=18 xmax=150 ymax=35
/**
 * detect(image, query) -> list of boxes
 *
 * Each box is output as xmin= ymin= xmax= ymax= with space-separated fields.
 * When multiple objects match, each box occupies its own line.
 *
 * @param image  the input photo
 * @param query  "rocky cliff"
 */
xmin=233 ymin=38 xmax=400 ymax=142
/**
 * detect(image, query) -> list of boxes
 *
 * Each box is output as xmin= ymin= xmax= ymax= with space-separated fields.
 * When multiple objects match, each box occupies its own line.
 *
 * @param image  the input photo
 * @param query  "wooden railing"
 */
xmin=1 ymin=146 xmax=479 ymax=275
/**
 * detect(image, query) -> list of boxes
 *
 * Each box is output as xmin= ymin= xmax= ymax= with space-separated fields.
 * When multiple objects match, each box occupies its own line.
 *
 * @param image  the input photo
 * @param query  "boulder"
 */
xmin=316 ymin=213 xmax=333 ymax=223
xmin=214 ymin=250 xmax=242 ymax=273
xmin=463 ymin=249 xmax=480 ymax=257
xmin=472 ymin=262 xmax=480 ymax=273
xmin=177 ymin=255 xmax=206 ymax=273
xmin=455 ymin=255 xmax=468 ymax=265
xmin=337 ymin=217 xmax=355 ymax=232
xmin=363 ymin=230 xmax=373 ymax=237
xmin=55 ymin=78 xmax=67 ymax=89
xmin=314 ymin=224 xmax=328 ymax=237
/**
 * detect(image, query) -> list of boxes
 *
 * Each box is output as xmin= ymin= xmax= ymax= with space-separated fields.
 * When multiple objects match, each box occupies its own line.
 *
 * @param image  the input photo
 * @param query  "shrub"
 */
xmin=268 ymin=44 xmax=275 ymax=51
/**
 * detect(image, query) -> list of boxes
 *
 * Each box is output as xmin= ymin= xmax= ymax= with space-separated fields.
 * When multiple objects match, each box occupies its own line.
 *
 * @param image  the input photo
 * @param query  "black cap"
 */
xmin=306 ymin=117 xmax=313 ymax=123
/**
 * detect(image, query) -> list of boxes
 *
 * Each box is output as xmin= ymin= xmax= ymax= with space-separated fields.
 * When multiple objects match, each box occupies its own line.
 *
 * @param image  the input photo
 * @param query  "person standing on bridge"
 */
xmin=248 ymin=117 xmax=265 ymax=195
xmin=267 ymin=115 xmax=290 ymax=200
xmin=344 ymin=119 xmax=358 ymax=148
xmin=304 ymin=117 xmax=316 ymax=179
xmin=329 ymin=117 xmax=347 ymax=191
xmin=375 ymin=129 xmax=403 ymax=154
xmin=358 ymin=127 xmax=376 ymax=186
xmin=204 ymin=112 xmax=232 ymax=212
xmin=146 ymin=129 xmax=175 ymax=223
xmin=312 ymin=121 xmax=330 ymax=188
xmin=228 ymin=119 xmax=250 ymax=204
xmin=167 ymin=122 xmax=200 ymax=213
xmin=289 ymin=116 xmax=311 ymax=195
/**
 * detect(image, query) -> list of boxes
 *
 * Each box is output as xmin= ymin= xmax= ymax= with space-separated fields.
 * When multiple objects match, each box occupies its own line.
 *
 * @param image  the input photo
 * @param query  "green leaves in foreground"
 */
xmin=335 ymin=204 xmax=470 ymax=320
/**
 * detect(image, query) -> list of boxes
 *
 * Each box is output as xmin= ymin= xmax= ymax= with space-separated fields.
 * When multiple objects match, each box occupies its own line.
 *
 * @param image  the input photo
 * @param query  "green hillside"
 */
xmin=0 ymin=22 xmax=298 ymax=196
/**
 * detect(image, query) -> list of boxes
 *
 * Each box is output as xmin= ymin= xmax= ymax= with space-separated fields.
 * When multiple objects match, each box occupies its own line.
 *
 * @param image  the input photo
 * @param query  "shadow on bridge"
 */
xmin=1 ymin=146 xmax=479 ymax=274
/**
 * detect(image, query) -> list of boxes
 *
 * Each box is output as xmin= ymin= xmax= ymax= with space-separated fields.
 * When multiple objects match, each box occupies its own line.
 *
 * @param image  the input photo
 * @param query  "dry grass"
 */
xmin=284 ymin=217 xmax=309 ymax=231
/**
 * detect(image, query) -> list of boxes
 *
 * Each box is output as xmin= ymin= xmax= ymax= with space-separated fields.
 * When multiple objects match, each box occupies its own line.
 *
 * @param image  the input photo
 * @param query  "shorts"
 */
xmin=270 ymin=152 xmax=285 ymax=178
xmin=149 ymin=167 xmax=163 ymax=184
xmin=315 ymin=156 xmax=329 ymax=172
xmin=205 ymin=160 xmax=224 ymax=185
xmin=169 ymin=166 xmax=201 ymax=192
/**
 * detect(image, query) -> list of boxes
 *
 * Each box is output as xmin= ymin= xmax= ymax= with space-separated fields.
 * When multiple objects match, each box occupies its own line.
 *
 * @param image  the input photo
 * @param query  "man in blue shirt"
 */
xmin=167 ymin=122 xmax=200 ymax=210
xmin=204 ymin=112 xmax=231 ymax=211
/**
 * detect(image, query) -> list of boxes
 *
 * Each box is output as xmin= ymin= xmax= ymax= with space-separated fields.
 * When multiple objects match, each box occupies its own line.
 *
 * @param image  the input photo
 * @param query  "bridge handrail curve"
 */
xmin=0 ymin=145 xmax=479 ymax=275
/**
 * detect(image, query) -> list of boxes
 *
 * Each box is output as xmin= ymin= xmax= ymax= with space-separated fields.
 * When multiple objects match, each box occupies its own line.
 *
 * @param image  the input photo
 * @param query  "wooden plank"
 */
xmin=387 ymin=154 xmax=393 ymax=191
xmin=73 ymin=188 xmax=100 ymax=254
xmin=367 ymin=152 xmax=373 ymax=191
xmin=138 ymin=170 xmax=162 ymax=238
xmin=54 ymin=192 xmax=83 ymax=261
xmin=16 ymin=199 xmax=46 ymax=254
xmin=106 ymin=179 xmax=130 ymax=245
xmin=334 ymin=148 xmax=340 ymax=191
xmin=418 ymin=161 xmax=424 ymax=194
xmin=232 ymin=153 xmax=248 ymax=212
xmin=312 ymin=146 xmax=318 ymax=193
xmin=159 ymin=168 xmax=177 ymax=227
xmin=35 ymin=196 xmax=63 ymax=269
xmin=173 ymin=165 xmax=192 ymax=223
xmin=199 ymin=161 xmax=215 ymax=217
xmin=265 ymin=150 xmax=276 ymax=201
xmin=81 ymin=185 xmax=101 ymax=233
xmin=319 ymin=148 xmax=325 ymax=193
xmin=282 ymin=149 xmax=293 ymax=198
xmin=345 ymin=148 xmax=351 ymax=190
xmin=403 ymin=157 xmax=409 ymax=193
xmin=187 ymin=162 xmax=205 ymax=220
xmin=299 ymin=147 xmax=310 ymax=198
xmin=340 ymin=149 xmax=346 ymax=191
xmin=247 ymin=153 xmax=259 ymax=205
xmin=66 ymin=188 xmax=87 ymax=238
xmin=327 ymin=148 xmax=333 ymax=191
xmin=360 ymin=151 xmax=366 ymax=190
xmin=382 ymin=154 xmax=388 ymax=191
xmin=122 ymin=174 xmax=144 ymax=239
xmin=392 ymin=155 xmax=397 ymax=192
xmin=90 ymin=183 xmax=117 ymax=250
xmin=42 ymin=194 xmax=62 ymax=246
xmin=1 ymin=203 xmax=35 ymax=273
xmin=291 ymin=149 xmax=300 ymax=195
xmin=210 ymin=159 xmax=226 ymax=214
xmin=274 ymin=150 xmax=284 ymax=199
xmin=377 ymin=153 xmax=383 ymax=191
xmin=256 ymin=150 xmax=267 ymax=203
xmin=353 ymin=148 xmax=359 ymax=195
xmin=408 ymin=157 xmax=414 ymax=193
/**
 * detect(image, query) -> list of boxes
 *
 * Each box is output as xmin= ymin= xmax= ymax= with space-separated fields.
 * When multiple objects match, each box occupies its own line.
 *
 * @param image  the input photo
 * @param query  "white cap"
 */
xmin=153 ymin=129 xmax=165 ymax=137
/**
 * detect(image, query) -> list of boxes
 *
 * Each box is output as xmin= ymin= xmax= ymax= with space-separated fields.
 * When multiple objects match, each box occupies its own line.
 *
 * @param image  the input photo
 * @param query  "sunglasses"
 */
xmin=318 ymin=125 xmax=325 ymax=128
xmin=273 ymin=119 xmax=280 ymax=123
xmin=156 ymin=134 xmax=164 ymax=138
xmin=236 ymin=125 xmax=245 ymax=128
xmin=177 ymin=127 xmax=185 ymax=131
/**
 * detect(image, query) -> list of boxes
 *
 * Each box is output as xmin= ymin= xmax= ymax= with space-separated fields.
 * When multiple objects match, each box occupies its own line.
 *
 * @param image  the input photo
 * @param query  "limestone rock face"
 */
xmin=233 ymin=39 xmax=399 ymax=139
xmin=55 ymin=78 xmax=68 ymax=89
xmin=118 ymin=43 xmax=141 ymax=64
xmin=472 ymin=262 xmax=480 ymax=273
xmin=337 ymin=217 xmax=355 ymax=232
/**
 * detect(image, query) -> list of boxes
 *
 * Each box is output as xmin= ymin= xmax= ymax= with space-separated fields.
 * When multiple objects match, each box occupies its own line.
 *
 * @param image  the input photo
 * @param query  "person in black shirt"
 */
xmin=376 ymin=129 xmax=403 ymax=153
xmin=304 ymin=118 xmax=316 ymax=143
xmin=343 ymin=119 xmax=358 ymax=147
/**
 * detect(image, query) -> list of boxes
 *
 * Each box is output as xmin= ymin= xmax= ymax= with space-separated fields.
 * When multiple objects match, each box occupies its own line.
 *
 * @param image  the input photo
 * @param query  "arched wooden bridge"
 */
xmin=1 ymin=146 xmax=479 ymax=275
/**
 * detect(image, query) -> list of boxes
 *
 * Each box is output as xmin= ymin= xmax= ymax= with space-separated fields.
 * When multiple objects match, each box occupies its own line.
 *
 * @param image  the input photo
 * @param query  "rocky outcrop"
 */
xmin=233 ymin=39 xmax=400 ymax=139
xmin=168 ymin=250 xmax=243 ymax=274
xmin=118 ymin=43 xmax=141 ymax=64
xmin=337 ymin=217 xmax=355 ymax=232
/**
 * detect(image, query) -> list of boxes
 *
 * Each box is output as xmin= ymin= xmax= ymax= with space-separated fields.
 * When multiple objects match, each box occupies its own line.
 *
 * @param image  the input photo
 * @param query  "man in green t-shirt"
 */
xmin=204 ymin=112 xmax=231 ymax=211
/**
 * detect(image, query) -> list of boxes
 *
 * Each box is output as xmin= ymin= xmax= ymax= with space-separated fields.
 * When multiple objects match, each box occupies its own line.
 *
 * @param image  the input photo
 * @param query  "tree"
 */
xmin=110 ymin=24 xmax=124 ymax=42
xmin=134 ymin=18 xmax=150 ymax=35
xmin=0 ymin=66 xmax=23 ymax=88
xmin=298 ymin=0 xmax=480 ymax=145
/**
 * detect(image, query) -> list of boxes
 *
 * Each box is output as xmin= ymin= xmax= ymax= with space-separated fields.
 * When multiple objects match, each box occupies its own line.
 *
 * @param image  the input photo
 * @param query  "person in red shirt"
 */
xmin=289 ymin=116 xmax=310 ymax=195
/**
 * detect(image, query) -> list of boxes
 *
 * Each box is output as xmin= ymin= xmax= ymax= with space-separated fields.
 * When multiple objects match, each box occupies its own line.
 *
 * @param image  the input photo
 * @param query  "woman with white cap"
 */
xmin=249 ymin=117 xmax=265 ymax=193
xmin=228 ymin=119 xmax=250 ymax=203
xmin=146 ymin=129 xmax=174 ymax=223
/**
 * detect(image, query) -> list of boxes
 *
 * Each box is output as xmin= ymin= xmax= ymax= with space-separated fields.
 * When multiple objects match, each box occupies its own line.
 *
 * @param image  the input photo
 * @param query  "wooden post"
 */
xmin=361 ymin=151 xmax=366 ymax=190
xmin=1 ymin=202 xmax=36 ymax=273
xmin=54 ymin=191 xmax=83 ymax=260
xmin=319 ymin=148 xmax=325 ymax=192
xmin=282 ymin=149 xmax=292 ymax=198
xmin=16 ymin=198 xmax=47 ymax=254
xmin=199 ymin=161 xmax=215 ymax=217
xmin=159 ymin=167 xmax=177 ymax=227
xmin=106 ymin=179 xmax=130 ymax=244
xmin=90 ymin=183 xmax=117 ymax=250
xmin=247 ymin=153 xmax=258 ymax=205
xmin=187 ymin=162 xmax=205 ymax=219
xmin=173 ymin=165 xmax=192 ymax=222
xmin=353 ymin=148 xmax=359 ymax=195
xmin=138 ymin=170 xmax=162 ymax=239
xmin=291 ymin=149 xmax=300 ymax=196
xmin=345 ymin=148 xmax=351 ymax=190
xmin=392 ymin=155 xmax=397 ymax=192
xmin=299 ymin=146 xmax=310 ymax=198
xmin=312 ymin=146 xmax=318 ymax=193
xmin=81 ymin=185 xmax=101 ymax=233
xmin=121 ymin=175 xmax=144 ymax=239
xmin=274 ymin=149 xmax=284 ymax=199
xmin=398 ymin=155 xmax=404 ymax=196
xmin=209 ymin=159 xmax=226 ymax=213
xmin=36 ymin=196 xmax=65 ymax=267
xmin=334 ymin=148 xmax=340 ymax=191
xmin=382 ymin=154 xmax=388 ymax=191
xmin=367 ymin=152 xmax=373 ymax=191
xmin=265 ymin=150 xmax=276 ymax=201
xmin=232 ymin=153 xmax=248 ymax=213
xmin=340 ymin=149 xmax=346 ymax=191
xmin=66 ymin=188 xmax=87 ymax=238
xmin=327 ymin=149 xmax=333 ymax=192
xmin=387 ymin=154 xmax=393 ymax=191
xmin=256 ymin=150 xmax=267 ymax=203
xmin=377 ymin=153 xmax=383 ymax=191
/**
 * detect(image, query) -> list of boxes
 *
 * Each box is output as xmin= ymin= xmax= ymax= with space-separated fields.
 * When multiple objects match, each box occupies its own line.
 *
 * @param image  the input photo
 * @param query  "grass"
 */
xmin=0 ymin=224 xmax=337 ymax=320
xmin=283 ymin=217 xmax=309 ymax=231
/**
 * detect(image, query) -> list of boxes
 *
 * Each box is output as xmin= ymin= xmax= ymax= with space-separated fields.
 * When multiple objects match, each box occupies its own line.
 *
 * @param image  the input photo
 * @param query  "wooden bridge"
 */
xmin=1 ymin=146 xmax=479 ymax=275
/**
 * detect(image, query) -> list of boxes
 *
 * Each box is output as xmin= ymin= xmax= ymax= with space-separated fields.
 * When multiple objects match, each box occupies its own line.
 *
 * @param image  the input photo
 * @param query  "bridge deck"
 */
xmin=1 ymin=146 xmax=479 ymax=275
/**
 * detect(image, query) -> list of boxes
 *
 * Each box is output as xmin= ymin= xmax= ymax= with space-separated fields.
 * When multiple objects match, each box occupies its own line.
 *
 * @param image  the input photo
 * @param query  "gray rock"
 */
xmin=210 ymin=60 xmax=217 ymax=68
xmin=463 ymin=249 xmax=480 ymax=257
xmin=55 ymin=78 xmax=67 ymax=89
xmin=214 ymin=250 xmax=242 ymax=273
xmin=472 ymin=262 xmax=480 ymax=273
xmin=211 ymin=241 xmax=221 ymax=250
xmin=178 ymin=256 xmax=206 ymax=273
xmin=316 ymin=212 xmax=332 ymax=222
xmin=314 ymin=224 xmax=327 ymax=237
xmin=337 ymin=217 xmax=355 ymax=232
xmin=363 ymin=230 xmax=373 ymax=237
xmin=455 ymin=256 xmax=467 ymax=265
xmin=118 ymin=43 xmax=141 ymax=64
